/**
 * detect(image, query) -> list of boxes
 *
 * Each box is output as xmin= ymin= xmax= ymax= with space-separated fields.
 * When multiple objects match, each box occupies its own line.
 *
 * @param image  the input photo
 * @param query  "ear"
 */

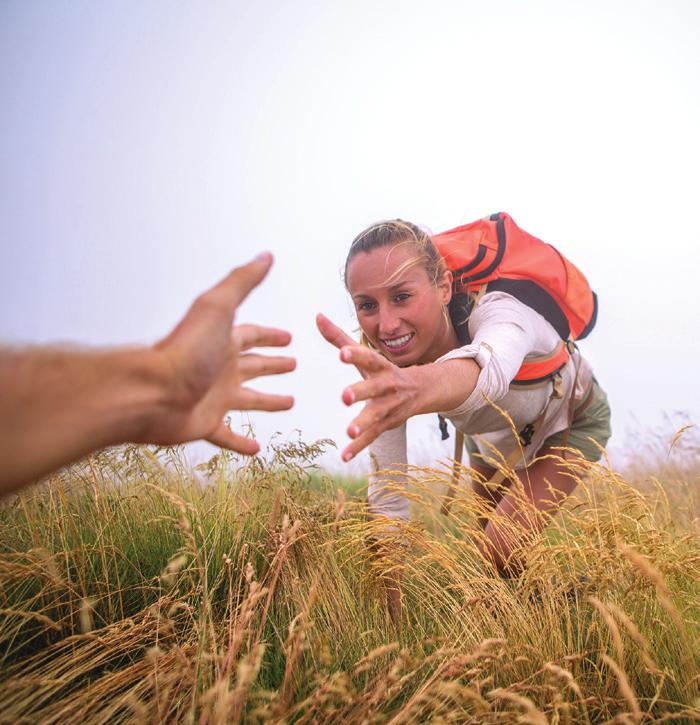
xmin=438 ymin=269 xmax=453 ymax=305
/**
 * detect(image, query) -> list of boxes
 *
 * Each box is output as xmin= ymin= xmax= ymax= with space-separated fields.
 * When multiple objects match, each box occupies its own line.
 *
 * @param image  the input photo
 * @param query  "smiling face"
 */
xmin=346 ymin=241 xmax=458 ymax=366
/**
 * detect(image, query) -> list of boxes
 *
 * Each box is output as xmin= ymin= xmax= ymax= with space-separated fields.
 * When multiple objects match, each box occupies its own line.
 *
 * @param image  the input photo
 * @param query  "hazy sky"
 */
xmin=1 ymin=1 xmax=698 ymax=471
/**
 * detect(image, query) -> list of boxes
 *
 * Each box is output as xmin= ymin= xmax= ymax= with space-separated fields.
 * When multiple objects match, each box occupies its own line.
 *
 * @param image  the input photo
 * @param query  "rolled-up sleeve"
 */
xmin=436 ymin=292 xmax=535 ymax=418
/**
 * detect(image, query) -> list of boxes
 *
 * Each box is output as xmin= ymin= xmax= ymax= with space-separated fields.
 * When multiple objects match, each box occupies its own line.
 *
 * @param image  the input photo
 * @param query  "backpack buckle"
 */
xmin=552 ymin=373 xmax=564 ymax=399
xmin=518 ymin=423 xmax=536 ymax=447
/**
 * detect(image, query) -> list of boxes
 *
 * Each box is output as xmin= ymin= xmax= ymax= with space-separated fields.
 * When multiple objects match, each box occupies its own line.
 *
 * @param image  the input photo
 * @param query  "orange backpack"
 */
xmin=432 ymin=212 xmax=597 ymax=385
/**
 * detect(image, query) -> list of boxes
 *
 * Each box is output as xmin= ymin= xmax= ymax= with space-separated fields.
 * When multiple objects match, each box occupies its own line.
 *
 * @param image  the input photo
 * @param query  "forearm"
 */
xmin=0 ymin=346 xmax=171 ymax=495
xmin=411 ymin=357 xmax=481 ymax=416
xmin=368 ymin=424 xmax=409 ymax=521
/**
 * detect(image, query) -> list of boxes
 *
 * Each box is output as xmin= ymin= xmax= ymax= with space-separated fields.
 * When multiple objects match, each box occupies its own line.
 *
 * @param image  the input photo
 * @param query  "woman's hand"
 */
xmin=316 ymin=313 xmax=420 ymax=461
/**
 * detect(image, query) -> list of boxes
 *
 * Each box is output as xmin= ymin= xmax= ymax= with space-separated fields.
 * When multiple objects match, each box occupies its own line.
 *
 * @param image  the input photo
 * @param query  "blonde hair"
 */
xmin=344 ymin=219 xmax=447 ymax=290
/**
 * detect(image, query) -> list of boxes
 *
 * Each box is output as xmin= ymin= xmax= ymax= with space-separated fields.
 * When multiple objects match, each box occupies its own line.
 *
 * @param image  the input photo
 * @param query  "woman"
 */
xmin=317 ymin=218 xmax=611 ymax=590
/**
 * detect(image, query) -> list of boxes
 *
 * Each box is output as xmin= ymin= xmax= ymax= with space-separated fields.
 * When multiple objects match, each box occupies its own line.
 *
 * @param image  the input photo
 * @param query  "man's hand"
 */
xmin=0 ymin=252 xmax=295 ymax=496
xmin=316 ymin=314 xmax=419 ymax=461
xmin=143 ymin=253 xmax=295 ymax=455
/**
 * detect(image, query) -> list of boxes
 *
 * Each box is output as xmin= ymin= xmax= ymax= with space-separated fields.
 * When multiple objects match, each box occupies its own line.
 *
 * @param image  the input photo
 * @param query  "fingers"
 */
xmin=342 ymin=376 xmax=392 ymax=406
xmin=339 ymin=389 xmax=401 ymax=460
xmin=346 ymin=397 xmax=399 ymax=441
xmin=341 ymin=426 xmax=383 ymax=462
xmin=234 ymin=324 xmax=292 ymax=352
xmin=230 ymin=387 xmax=295 ymax=412
xmin=238 ymin=353 xmax=296 ymax=382
xmin=340 ymin=345 xmax=390 ymax=374
xmin=162 ymin=254 xmax=276 ymax=350
xmin=207 ymin=421 xmax=260 ymax=456
xmin=316 ymin=313 xmax=357 ymax=350
xmin=204 ymin=252 xmax=274 ymax=321
xmin=335 ymin=347 xmax=401 ymax=459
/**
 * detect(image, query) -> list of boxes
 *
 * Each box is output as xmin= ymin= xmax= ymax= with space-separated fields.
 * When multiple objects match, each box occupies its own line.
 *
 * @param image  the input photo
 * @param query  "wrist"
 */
xmin=101 ymin=346 xmax=175 ymax=445
xmin=411 ymin=358 xmax=480 ymax=415
xmin=410 ymin=364 xmax=438 ymax=416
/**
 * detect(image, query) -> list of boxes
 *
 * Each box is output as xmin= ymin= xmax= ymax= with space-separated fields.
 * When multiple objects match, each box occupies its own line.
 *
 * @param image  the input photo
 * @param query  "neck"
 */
xmin=416 ymin=320 xmax=460 ymax=365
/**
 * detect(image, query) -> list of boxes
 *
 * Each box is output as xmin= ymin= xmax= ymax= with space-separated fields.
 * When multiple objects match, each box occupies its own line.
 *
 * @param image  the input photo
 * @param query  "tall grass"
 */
xmin=0 ymin=431 xmax=698 ymax=724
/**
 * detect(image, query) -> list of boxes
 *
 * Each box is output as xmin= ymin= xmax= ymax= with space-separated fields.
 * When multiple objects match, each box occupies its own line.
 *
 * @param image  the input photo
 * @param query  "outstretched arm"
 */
xmin=338 ymin=346 xmax=479 ymax=460
xmin=0 ymin=253 xmax=295 ymax=496
xmin=316 ymin=313 xmax=479 ymax=461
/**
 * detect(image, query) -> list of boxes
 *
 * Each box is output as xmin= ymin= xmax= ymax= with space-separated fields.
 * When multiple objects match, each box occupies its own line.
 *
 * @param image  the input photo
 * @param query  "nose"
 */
xmin=377 ymin=304 xmax=401 ymax=337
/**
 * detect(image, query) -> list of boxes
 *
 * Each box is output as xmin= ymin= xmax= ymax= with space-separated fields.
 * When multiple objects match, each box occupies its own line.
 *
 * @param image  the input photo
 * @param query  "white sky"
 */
xmin=1 ymin=1 xmax=699 ymax=472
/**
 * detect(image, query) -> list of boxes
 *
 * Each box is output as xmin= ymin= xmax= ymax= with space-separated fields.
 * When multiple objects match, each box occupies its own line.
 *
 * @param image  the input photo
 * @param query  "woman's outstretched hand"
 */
xmin=315 ymin=313 xmax=360 ymax=369
xmin=316 ymin=313 xmax=420 ymax=461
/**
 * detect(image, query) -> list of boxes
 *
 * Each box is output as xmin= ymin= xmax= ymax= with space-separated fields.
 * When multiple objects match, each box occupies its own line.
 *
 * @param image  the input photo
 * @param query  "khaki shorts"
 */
xmin=464 ymin=379 xmax=612 ymax=465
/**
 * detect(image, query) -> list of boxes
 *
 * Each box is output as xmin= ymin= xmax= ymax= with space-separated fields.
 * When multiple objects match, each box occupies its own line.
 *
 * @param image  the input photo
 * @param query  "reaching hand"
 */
xmin=145 ymin=253 xmax=295 ymax=454
xmin=0 ymin=252 xmax=296 ymax=496
xmin=315 ymin=312 xmax=359 ymax=353
xmin=316 ymin=313 xmax=418 ymax=461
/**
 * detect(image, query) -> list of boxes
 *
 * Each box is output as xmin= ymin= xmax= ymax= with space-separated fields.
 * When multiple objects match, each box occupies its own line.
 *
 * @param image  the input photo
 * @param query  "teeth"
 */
xmin=384 ymin=333 xmax=412 ymax=348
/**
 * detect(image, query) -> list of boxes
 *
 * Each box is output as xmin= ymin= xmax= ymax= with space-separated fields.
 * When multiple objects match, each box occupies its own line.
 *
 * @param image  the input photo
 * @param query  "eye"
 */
xmin=392 ymin=292 xmax=411 ymax=303
xmin=357 ymin=300 xmax=376 ymax=312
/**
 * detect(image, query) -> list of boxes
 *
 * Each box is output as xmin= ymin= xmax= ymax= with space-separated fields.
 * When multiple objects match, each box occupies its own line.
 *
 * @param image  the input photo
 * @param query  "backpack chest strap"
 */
xmin=511 ymin=339 xmax=571 ymax=387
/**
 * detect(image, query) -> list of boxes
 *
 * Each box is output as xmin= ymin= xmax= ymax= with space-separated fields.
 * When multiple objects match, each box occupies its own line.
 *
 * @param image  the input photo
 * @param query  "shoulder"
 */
xmin=470 ymin=291 xmax=540 ymax=330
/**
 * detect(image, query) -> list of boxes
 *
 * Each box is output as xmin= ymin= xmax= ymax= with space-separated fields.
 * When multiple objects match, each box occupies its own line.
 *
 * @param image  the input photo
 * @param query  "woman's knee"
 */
xmin=479 ymin=521 xmax=523 ymax=577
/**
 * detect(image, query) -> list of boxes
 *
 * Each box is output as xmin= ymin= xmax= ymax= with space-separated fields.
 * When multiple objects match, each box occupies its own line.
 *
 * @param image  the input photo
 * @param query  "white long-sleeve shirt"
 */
xmin=368 ymin=291 xmax=594 ymax=521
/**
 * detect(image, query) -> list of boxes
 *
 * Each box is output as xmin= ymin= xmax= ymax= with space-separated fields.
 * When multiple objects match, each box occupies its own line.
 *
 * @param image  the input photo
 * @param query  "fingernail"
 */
xmin=342 ymin=451 xmax=354 ymax=462
xmin=254 ymin=251 xmax=272 ymax=263
xmin=341 ymin=348 xmax=351 ymax=362
xmin=344 ymin=389 xmax=355 ymax=405
xmin=348 ymin=425 xmax=359 ymax=438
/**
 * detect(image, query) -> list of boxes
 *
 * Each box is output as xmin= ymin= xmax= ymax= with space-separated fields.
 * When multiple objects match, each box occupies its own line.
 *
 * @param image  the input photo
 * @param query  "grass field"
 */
xmin=0 ymin=429 xmax=698 ymax=724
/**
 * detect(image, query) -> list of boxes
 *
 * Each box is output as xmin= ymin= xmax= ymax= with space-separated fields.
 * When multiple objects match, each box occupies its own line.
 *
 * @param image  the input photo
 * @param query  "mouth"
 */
xmin=380 ymin=332 xmax=415 ymax=354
